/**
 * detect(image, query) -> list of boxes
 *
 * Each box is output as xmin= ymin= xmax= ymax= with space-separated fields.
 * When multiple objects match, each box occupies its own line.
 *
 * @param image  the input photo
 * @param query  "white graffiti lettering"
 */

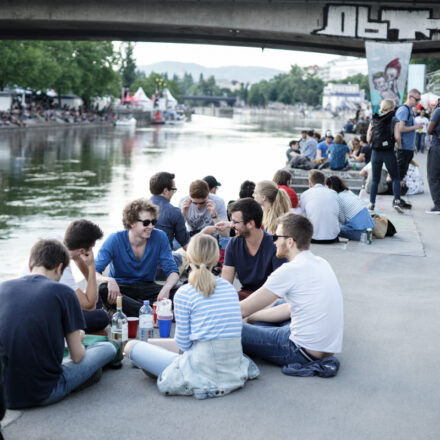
xmin=314 ymin=5 xmax=440 ymax=41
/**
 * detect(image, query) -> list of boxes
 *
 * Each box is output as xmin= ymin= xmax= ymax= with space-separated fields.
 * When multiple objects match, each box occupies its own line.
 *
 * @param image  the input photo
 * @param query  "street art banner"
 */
xmin=365 ymin=42 xmax=413 ymax=114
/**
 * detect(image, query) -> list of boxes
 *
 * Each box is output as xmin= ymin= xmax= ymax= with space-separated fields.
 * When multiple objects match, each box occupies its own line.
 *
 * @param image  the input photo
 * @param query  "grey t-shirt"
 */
xmin=430 ymin=108 xmax=440 ymax=147
xmin=302 ymin=138 xmax=317 ymax=160
xmin=180 ymin=194 xmax=227 ymax=232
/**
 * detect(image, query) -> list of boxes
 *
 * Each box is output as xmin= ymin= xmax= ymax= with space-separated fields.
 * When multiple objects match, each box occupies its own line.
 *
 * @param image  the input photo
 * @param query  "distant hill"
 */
xmin=138 ymin=61 xmax=285 ymax=83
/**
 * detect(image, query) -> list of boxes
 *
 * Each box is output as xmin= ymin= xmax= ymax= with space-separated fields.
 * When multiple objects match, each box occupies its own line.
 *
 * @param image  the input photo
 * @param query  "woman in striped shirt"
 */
xmin=124 ymin=234 xmax=259 ymax=399
xmin=326 ymin=176 xmax=374 ymax=241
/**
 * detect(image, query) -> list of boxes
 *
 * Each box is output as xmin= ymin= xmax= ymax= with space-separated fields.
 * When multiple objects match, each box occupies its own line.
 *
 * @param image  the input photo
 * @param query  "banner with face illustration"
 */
xmin=365 ymin=42 xmax=413 ymax=114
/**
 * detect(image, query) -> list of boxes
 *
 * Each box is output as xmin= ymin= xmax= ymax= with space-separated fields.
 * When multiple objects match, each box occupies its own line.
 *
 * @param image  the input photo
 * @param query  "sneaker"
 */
xmin=393 ymin=199 xmax=404 ymax=214
xmin=426 ymin=206 xmax=440 ymax=215
xmin=368 ymin=203 xmax=375 ymax=211
xmin=399 ymin=198 xmax=412 ymax=209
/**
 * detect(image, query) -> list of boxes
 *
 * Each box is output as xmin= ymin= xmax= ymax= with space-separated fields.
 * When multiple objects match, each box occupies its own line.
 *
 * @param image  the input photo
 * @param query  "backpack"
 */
xmin=371 ymin=110 xmax=396 ymax=151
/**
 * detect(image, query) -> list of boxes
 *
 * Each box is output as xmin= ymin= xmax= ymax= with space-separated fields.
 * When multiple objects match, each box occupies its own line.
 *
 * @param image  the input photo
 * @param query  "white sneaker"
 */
xmin=425 ymin=207 xmax=440 ymax=215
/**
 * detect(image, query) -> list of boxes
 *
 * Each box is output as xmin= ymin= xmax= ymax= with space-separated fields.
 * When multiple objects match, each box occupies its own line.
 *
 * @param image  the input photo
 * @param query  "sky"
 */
xmin=133 ymin=42 xmax=341 ymax=71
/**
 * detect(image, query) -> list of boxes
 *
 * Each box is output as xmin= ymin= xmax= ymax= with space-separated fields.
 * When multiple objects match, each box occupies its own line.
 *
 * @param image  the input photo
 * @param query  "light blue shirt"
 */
xmin=396 ymin=105 xmax=416 ymax=151
xmin=174 ymin=278 xmax=242 ymax=351
xmin=95 ymin=229 xmax=178 ymax=284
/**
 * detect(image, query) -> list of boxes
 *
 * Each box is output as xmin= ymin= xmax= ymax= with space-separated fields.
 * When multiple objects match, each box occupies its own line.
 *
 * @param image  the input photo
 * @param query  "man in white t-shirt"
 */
xmin=241 ymin=213 xmax=343 ymax=374
xmin=300 ymin=170 xmax=340 ymax=243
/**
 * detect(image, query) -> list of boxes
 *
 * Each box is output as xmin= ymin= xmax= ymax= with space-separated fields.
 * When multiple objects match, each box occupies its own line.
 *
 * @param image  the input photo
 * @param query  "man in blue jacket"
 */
xmin=96 ymin=199 xmax=179 ymax=316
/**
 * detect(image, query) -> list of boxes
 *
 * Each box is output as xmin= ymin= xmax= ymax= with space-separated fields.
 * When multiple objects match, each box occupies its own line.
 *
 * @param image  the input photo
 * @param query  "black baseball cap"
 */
xmin=203 ymin=175 xmax=221 ymax=189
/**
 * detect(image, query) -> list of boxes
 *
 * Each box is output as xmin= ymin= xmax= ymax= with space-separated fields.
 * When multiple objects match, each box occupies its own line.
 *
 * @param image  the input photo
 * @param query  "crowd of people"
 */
xmin=0 ymin=101 xmax=113 ymax=128
xmin=0 ymin=91 xmax=439 ymax=418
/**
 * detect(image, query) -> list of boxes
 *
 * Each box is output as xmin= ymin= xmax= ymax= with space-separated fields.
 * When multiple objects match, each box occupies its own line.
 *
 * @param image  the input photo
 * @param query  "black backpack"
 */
xmin=0 ymin=340 xmax=6 ymax=438
xmin=371 ymin=110 xmax=396 ymax=151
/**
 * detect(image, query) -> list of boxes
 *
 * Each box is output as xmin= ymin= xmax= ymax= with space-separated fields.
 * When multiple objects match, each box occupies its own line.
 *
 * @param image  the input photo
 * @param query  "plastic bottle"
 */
xmin=138 ymin=300 xmax=154 ymax=342
xmin=359 ymin=184 xmax=367 ymax=200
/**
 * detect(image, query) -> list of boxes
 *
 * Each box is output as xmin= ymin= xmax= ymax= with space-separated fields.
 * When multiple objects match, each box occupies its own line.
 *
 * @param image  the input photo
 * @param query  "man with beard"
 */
xmin=221 ymin=198 xmax=287 ymax=301
xmin=240 ymin=213 xmax=343 ymax=375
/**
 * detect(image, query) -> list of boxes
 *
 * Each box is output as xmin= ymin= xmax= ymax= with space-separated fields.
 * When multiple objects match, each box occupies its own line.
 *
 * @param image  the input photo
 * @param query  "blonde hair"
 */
xmin=187 ymin=234 xmax=219 ymax=297
xmin=257 ymin=180 xmax=291 ymax=234
xmin=379 ymin=99 xmax=395 ymax=114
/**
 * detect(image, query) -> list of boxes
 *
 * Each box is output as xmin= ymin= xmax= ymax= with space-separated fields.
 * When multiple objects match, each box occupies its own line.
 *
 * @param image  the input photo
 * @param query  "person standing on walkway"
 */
xmin=395 ymin=89 xmax=424 ymax=183
xmin=367 ymin=99 xmax=411 ymax=213
xmin=426 ymin=103 xmax=440 ymax=214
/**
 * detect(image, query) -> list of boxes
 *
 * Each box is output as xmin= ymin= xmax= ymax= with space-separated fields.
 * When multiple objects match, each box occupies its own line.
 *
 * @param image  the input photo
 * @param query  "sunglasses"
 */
xmin=410 ymin=95 xmax=421 ymax=102
xmin=137 ymin=219 xmax=157 ymax=227
xmin=169 ymin=187 xmax=177 ymax=191
xmin=272 ymin=234 xmax=292 ymax=242
xmin=192 ymin=200 xmax=207 ymax=206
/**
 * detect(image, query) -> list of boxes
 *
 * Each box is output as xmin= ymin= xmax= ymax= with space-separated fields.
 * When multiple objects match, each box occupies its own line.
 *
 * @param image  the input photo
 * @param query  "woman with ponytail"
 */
xmin=253 ymin=180 xmax=292 ymax=234
xmin=124 ymin=234 xmax=259 ymax=399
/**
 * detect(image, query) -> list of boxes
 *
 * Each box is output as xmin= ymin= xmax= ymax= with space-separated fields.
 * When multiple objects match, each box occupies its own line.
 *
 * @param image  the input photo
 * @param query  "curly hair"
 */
xmin=122 ymin=199 xmax=159 ymax=229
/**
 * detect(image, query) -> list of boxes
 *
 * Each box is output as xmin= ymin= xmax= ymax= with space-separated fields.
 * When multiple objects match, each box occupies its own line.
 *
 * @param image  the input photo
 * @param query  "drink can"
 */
xmin=366 ymin=228 xmax=372 ymax=244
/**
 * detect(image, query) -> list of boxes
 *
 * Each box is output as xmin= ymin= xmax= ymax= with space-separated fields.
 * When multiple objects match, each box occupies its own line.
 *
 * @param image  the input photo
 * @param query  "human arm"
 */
xmin=427 ymin=111 xmax=439 ymax=135
xmin=207 ymin=199 xmax=229 ymax=237
xmin=221 ymin=265 xmax=236 ymax=285
xmin=173 ymin=290 xmax=192 ymax=351
xmin=66 ymin=329 xmax=86 ymax=363
xmin=180 ymin=197 xmax=191 ymax=221
xmin=366 ymin=123 xmax=373 ymax=144
xmin=173 ymin=209 xmax=190 ymax=249
xmin=157 ymin=235 xmax=180 ymax=301
xmin=245 ymin=303 xmax=291 ymax=324
xmin=394 ymin=122 xmax=402 ymax=149
xmin=398 ymin=120 xmax=423 ymax=133
xmin=241 ymin=286 xmax=280 ymax=319
xmin=73 ymin=250 xmax=99 ymax=311
xmin=157 ymin=272 xmax=179 ymax=301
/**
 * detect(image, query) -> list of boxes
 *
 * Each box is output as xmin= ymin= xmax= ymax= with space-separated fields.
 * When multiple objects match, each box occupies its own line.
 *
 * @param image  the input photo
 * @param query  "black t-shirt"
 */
xmin=0 ymin=275 xmax=85 ymax=408
xmin=224 ymin=231 xmax=288 ymax=292
xmin=361 ymin=145 xmax=372 ymax=164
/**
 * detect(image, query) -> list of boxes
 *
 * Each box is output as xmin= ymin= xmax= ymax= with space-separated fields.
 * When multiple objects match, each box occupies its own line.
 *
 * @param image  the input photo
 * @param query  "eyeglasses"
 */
xmin=169 ymin=187 xmax=177 ymax=191
xmin=272 ymin=234 xmax=292 ymax=242
xmin=410 ymin=95 xmax=421 ymax=102
xmin=192 ymin=200 xmax=207 ymax=206
xmin=231 ymin=220 xmax=244 ymax=226
xmin=137 ymin=219 xmax=157 ymax=227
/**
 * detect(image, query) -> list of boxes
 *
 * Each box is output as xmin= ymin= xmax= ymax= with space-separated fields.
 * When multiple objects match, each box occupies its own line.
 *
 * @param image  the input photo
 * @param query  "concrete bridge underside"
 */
xmin=2 ymin=1 xmax=440 ymax=57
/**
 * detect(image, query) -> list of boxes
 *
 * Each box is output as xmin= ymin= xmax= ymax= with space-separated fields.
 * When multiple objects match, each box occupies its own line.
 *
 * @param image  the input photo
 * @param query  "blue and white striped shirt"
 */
xmin=174 ymin=278 xmax=243 ymax=351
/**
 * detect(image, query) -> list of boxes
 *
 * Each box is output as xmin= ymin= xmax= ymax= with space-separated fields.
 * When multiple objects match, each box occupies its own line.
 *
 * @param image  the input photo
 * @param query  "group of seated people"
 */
xmin=0 ymin=170 xmax=348 ymax=410
xmin=286 ymin=130 xmax=372 ymax=171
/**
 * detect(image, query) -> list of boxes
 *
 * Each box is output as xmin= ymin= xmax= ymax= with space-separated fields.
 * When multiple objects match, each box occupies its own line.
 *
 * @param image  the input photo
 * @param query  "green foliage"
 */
xmin=0 ymin=40 xmax=121 ymax=105
xmin=332 ymin=73 xmax=370 ymax=101
xmin=120 ymin=42 xmax=137 ymax=89
xmin=410 ymin=57 xmax=440 ymax=74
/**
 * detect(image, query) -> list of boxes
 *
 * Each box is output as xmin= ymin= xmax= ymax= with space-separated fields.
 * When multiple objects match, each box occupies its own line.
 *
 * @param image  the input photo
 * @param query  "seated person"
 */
xmin=316 ymin=134 xmax=333 ymax=161
xmin=326 ymin=176 xmax=374 ymax=241
xmin=286 ymin=140 xmax=300 ymax=163
xmin=180 ymin=180 xmax=228 ymax=236
xmin=359 ymin=135 xmax=372 ymax=164
xmin=360 ymin=162 xmax=392 ymax=195
xmin=344 ymin=119 xmax=354 ymax=133
xmin=348 ymin=137 xmax=366 ymax=170
xmin=328 ymin=134 xmax=350 ymax=170
xmin=124 ymin=234 xmax=259 ymax=399
xmin=96 ymin=199 xmax=179 ymax=317
xmin=24 ymin=219 xmax=109 ymax=333
xmin=0 ymin=239 xmax=116 ymax=409
xmin=222 ymin=198 xmax=287 ymax=300
xmin=149 ymin=171 xmax=190 ymax=251
xmin=241 ymin=213 xmax=343 ymax=377
xmin=300 ymin=170 xmax=340 ymax=243
xmin=302 ymin=130 xmax=318 ymax=160
xmin=272 ymin=169 xmax=298 ymax=208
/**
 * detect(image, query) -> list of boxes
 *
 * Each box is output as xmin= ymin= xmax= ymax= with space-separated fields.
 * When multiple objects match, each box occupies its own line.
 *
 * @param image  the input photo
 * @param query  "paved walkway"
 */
xmin=3 ymin=153 xmax=440 ymax=440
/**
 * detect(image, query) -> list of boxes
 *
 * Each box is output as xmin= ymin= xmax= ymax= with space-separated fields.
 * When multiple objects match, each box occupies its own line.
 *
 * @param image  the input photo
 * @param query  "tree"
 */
xmin=120 ymin=42 xmax=137 ymax=89
xmin=410 ymin=57 xmax=440 ymax=74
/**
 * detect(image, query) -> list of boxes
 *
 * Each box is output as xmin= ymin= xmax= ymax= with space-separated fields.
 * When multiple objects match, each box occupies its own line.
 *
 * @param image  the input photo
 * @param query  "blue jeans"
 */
xmin=415 ymin=132 xmax=426 ymax=153
xmin=241 ymin=323 xmax=312 ymax=366
xmin=40 ymin=341 xmax=116 ymax=405
xmin=130 ymin=341 xmax=179 ymax=377
xmin=370 ymin=149 xmax=400 ymax=205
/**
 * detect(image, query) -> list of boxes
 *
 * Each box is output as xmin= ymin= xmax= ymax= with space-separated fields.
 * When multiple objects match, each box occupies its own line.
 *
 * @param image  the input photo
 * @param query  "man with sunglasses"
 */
xmin=95 ymin=199 xmax=179 ymax=317
xmin=222 ymin=198 xmax=287 ymax=301
xmin=395 ymin=89 xmax=424 ymax=206
xmin=240 ymin=213 xmax=343 ymax=376
xmin=180 ymin=179 xmax=228 ymax=237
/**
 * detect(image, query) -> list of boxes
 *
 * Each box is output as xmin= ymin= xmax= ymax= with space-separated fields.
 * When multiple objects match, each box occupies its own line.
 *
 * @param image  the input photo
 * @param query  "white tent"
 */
xmin=133 ymin=87 xmax=153 ymax=110
xmin=162 ymin=88 xmax=177 ymax=109
xmin=421 ymin=92 xmax=440 ymax=108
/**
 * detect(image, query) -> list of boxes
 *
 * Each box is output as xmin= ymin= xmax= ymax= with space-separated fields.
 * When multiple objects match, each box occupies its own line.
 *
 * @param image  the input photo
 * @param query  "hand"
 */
xmin=415 ymin=123 xmax=424 ymax=130
xmin=181 ymin=198 xmax=191 ymax=215
xmin=201 ymin=225 xmax=217 ymax=235
xmin=79 ymin=249 xmax=95 ymax=268
xmin=206 ymin=200 xmax=217 ymax=216
xmin=107 ymin=278 xmax=120 ymax=304
xmin=157 ymin=286 xmax=170 ymax=301
xmin=215 ymin=221 xmax=231 ymax=232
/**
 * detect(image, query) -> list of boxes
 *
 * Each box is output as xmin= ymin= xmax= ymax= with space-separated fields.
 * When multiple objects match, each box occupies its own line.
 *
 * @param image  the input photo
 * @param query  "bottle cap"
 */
xmin=144 ymin=300 xmax=150 ymax=306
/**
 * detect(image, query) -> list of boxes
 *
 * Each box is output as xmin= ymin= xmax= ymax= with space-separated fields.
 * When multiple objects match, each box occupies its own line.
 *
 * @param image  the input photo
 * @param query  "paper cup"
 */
xmin=157 ymin=316 xmax=173 ymax=338
xmin=127 ymin=317 xmax=139 ymax=339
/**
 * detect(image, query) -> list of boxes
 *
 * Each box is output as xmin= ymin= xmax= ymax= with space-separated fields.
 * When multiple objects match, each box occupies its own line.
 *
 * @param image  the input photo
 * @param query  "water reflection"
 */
xmin=0 ymin=112 xmax=342 ymax=280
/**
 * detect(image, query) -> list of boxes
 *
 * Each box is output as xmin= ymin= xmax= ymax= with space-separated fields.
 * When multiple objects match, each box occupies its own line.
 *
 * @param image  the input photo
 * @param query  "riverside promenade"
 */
xmin=3 ymin=153 xmax=439 ymax=440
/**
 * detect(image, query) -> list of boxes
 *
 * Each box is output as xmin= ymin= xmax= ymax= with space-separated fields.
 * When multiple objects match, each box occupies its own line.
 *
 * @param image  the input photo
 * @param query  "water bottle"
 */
xmin=138 ymin=300 xmax=154 ymax=342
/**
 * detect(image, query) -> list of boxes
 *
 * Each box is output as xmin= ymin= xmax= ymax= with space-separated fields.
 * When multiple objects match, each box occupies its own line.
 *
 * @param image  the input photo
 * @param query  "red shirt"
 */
xmin=278 ymin=184 xmax=299 ymax=208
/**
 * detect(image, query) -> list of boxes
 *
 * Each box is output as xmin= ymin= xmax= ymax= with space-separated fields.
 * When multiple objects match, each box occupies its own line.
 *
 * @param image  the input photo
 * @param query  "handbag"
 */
xmin=371 ymin=214 xmax=397 ymax=238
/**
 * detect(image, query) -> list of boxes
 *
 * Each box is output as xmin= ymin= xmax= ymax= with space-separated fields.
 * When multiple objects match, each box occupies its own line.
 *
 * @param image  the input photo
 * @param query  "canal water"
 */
xmin=0 ymin=111 xmax=342 ymax=281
